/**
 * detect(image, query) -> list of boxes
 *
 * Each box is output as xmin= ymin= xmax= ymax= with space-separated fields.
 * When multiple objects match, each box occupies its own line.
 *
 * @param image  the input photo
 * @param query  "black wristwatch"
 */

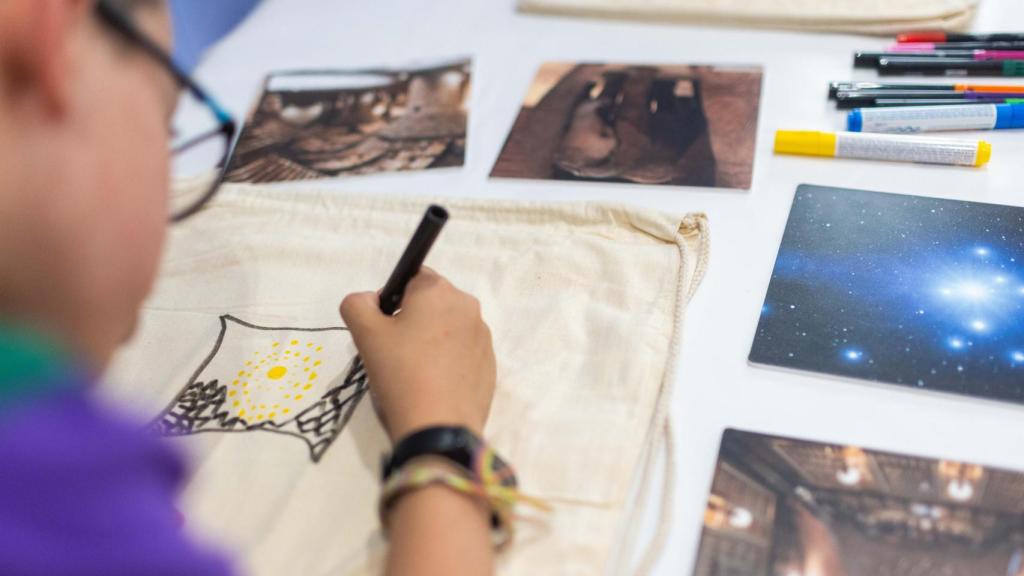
xmin=381 ymin=426 xmax=516 ymax=490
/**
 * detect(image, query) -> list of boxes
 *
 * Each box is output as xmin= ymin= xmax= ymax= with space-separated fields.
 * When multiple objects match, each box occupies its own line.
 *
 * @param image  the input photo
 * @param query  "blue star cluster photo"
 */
xmin=750 ymin=185 xmax=1024 ymax=404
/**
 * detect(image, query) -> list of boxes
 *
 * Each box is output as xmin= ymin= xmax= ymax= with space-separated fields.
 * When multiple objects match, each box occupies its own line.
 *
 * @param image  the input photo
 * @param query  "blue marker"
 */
xmin=848 ymin=102 xmax=1024 ymax=133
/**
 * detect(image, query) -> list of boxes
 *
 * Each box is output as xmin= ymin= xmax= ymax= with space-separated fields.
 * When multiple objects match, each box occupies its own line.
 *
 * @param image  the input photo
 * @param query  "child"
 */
xmin=0 ymin=1 xmax=499 ymax=574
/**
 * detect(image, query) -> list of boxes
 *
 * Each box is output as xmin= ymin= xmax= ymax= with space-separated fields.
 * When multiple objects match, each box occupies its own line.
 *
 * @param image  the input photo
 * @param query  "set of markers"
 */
xmin=774 ymin=31 xmax=1024 ymax=169
xmin=857 ymin=31 xmax=1024 ymax=77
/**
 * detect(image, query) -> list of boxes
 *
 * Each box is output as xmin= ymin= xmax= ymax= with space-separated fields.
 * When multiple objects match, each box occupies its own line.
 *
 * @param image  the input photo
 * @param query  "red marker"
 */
xmin=897 ymin=32 xmax=1024 ymax=44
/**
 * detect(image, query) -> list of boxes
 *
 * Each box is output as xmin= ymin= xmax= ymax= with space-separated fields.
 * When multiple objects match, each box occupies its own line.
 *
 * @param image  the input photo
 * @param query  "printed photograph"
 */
xmin=490 ymin=62 xmax=762 ymax=189
xmin=223 ymin=59 xmax=470 ymax=184
xmin=750 ymin=185 xmax=1024 ymax=405
xmin=693 ymin=429 xmax=1024 ymax=576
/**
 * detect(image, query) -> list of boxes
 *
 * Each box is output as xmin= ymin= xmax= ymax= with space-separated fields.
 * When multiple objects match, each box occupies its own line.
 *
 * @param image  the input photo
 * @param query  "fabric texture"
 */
xmin=517 ymin=0 xmax=979 ymax=35
xmin=104 ymin=184 xmax=708 ymax=575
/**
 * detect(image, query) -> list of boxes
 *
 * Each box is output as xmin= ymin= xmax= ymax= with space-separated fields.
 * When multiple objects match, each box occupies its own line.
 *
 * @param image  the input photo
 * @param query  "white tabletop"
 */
xmin=193 ymin=1 xmax=1024 ymax=573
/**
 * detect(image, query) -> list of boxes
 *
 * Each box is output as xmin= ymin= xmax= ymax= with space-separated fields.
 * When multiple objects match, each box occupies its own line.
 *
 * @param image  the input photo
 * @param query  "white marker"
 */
xmin=848 ymin=102 xmax=1024 ymax=133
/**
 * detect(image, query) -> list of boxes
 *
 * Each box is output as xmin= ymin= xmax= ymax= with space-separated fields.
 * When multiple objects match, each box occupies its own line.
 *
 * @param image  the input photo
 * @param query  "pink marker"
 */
xmin=976 ymin=50 xmax=1024 ymax=60
xmin=888 ymin=42 xmax=937 ymax=52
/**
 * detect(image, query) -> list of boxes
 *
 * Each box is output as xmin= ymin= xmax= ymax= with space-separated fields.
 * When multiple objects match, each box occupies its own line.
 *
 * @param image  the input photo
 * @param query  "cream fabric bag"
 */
xmin=104 ymin=184 xmax=708 ymax=575
xmin=517 ymin=0 xmax=979 ymax=35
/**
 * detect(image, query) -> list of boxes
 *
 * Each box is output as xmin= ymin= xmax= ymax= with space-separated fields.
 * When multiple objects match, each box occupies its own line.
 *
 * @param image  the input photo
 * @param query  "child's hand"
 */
xmin=340 ymin=268 xmax=496 ymax=443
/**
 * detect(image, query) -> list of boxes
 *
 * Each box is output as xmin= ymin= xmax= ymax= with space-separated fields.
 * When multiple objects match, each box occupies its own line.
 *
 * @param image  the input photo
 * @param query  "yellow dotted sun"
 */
xmin=225 ymin=335 xmax=332 ymax=423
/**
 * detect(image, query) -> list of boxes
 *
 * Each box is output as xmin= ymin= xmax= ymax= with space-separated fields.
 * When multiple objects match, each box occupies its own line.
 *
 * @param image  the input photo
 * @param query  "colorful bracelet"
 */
xmin=379 ymin=442 xmax=550 ymax=549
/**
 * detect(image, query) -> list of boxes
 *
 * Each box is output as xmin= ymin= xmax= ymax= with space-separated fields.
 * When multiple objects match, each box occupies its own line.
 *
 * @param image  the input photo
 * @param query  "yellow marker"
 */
xmin=774 ymin=130 xmax=990 ymax=167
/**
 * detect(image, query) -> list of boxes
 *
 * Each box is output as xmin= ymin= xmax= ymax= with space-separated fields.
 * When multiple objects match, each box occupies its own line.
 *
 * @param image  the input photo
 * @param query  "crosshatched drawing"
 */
xmin=151 ymin=315 xmax=369 ymax=462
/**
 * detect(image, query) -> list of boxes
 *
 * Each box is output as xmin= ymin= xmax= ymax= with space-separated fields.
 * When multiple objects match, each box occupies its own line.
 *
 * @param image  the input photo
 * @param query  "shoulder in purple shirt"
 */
xmin=0 ymin=369 xmax=234 ymax=576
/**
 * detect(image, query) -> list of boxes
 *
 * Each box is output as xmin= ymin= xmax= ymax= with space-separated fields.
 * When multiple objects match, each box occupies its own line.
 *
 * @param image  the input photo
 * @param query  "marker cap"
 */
xmin=994 ymin=102 xmax=1024 ymax=129
xmin=975 ymin=141 xmax=992 ymax=166
xmin=774 ymin=131 xmax=837 ymax=157
xmin=847 ymin=110 xmax=863 ymax=132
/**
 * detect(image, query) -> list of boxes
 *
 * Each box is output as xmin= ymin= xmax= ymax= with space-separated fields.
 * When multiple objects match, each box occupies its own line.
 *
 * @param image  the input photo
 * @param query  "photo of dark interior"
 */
xmin=694 ymin=429 xmax=1024 ymax=576
xmin=224 ymin=59 xmax=470 ymax=184
xmin=490 ymin=62 xmax=762 ymax=189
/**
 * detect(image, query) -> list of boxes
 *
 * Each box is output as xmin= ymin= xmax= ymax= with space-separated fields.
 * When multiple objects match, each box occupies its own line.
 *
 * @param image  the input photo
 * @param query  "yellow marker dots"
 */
xmin=227 ymin=338 xmax=334 ymax=424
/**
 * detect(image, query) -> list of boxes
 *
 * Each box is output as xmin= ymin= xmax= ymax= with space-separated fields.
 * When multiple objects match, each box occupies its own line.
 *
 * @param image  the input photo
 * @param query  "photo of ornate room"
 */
xmin=694 ymin=429 xmax=1024 ymax=576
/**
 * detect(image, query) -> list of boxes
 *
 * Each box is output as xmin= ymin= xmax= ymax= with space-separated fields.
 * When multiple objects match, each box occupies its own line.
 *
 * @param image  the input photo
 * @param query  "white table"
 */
xmin=193 ymin=1 xmax=1024 ymax=573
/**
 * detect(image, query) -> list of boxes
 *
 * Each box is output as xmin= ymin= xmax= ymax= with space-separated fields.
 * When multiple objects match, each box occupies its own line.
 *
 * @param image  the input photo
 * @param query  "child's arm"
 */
xmin=341 ymin=267 xmax=498 ymax=576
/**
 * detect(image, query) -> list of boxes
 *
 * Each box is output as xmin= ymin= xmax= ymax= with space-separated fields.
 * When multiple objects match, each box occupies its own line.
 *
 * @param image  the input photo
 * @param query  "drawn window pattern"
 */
xmin=152 ymin=315 xmax=368 ymax=463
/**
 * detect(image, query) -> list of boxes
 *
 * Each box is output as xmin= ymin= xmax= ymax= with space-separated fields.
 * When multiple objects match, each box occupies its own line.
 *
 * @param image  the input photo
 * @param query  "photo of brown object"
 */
xmin=491 ymin=62 xmax=761 ymax=189
xmin=694 ymin=429 xmax=1024 ymax=576
xmin=224 ymin=60 xmax=470 ymax=184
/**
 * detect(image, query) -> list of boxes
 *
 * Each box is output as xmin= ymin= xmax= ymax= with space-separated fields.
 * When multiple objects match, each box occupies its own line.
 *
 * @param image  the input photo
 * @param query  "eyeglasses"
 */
xmin=95 ymin=0 xmax=237 ymax=222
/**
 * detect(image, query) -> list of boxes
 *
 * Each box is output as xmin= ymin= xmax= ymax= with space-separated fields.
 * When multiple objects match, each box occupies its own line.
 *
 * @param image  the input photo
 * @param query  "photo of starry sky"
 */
xmin=750 ymin=184 xmax=1024 ymax=404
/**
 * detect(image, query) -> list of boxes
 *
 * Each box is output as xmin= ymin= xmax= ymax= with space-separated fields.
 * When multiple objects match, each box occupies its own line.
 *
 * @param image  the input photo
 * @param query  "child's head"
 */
xmin=0 ymin=0 xmax=175 ymax=367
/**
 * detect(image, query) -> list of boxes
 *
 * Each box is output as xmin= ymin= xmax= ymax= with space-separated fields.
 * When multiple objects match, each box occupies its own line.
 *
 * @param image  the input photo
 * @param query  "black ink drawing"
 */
xmin=151 ymin=315 xmax=369 ymax=463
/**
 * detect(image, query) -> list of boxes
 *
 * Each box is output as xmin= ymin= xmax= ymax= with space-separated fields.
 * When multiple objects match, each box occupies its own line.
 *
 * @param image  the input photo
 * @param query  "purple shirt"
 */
xmin=0 ymin=368 xmax=234 ymax=575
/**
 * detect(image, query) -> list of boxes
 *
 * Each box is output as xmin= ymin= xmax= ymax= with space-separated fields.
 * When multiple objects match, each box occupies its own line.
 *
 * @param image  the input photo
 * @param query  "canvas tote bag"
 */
xmin=104 ymin=184 xmax=708 ymax=575
xmin=517 ymin=0 xmax=979 ymax=35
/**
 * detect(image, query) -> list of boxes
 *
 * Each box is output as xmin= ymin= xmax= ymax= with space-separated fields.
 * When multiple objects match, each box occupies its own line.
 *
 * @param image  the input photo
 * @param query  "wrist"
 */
xmin=389 ymin=414 xmax=484 ymax=444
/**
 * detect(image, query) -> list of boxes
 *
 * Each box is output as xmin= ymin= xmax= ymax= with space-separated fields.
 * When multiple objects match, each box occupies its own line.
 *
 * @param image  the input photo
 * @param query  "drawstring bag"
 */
xmin=105 ymin=184 xmax=708 ymax=575
xmin=517 ymin=0 xmax=979 ymax=35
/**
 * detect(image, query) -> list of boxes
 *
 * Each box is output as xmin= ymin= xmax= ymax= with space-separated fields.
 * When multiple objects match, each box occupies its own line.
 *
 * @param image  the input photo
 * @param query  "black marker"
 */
xmin=898 ymin=41 xmax=1024 ymax=51
xmin=878 ymin=58 xmax=1024 ymax=77
xmin=378 ymin=204 xmax=449 ymax=315
xmin=854 ymin=50 xmax=990 ymax=68
xmin=828 ymin=81 xmax=957 ymax=99
xmin=837 ymin=97 xmax=1014 ymax=109
xmin=828 ymin=81 xmax=1024 ymax=99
